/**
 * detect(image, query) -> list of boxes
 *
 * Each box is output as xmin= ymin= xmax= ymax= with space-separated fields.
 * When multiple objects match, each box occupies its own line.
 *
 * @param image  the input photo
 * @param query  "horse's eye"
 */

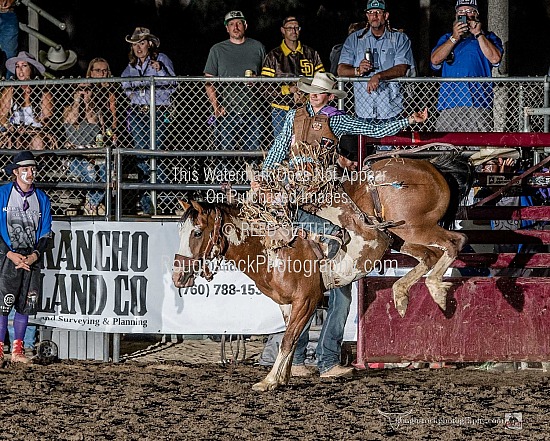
xmin=193 ymin=230 xmax=202 ymax=238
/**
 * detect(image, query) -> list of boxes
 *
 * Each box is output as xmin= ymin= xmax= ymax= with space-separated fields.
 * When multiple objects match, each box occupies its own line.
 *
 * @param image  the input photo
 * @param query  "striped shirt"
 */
xmin=262 ymin=103 xmax=409 ymax=170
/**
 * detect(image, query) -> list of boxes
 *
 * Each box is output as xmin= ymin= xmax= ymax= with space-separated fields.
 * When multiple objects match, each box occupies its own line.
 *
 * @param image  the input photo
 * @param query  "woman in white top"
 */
xmin=0 ymin=51 xmax=56 ymax=150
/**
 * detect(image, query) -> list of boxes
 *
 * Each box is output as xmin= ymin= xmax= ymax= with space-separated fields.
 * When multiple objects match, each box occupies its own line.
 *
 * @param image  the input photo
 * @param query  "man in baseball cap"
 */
xmin=224 ymin=10 xmax=246 ymax=26
xmin=365 ymin=0 xmax=386 ymax=11
xmin=455 ymin=0 xmax=478 ymax=9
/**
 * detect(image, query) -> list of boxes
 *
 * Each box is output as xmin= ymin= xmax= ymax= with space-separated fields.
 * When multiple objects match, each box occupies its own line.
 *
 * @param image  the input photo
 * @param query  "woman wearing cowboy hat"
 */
xmin=121 ymin=27 xmax=176 ymax=215
xmin=0 ymin=51 xmax=57 ymax=150
xmin=0 ymin=151 xmax=52 ymax=363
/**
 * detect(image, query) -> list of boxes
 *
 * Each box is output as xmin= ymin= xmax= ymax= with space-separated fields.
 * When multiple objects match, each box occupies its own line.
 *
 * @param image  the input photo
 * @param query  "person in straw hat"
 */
xmin=253 ymin=71 xmax=427 ymax=378
xmin=0 ymin=51 xmax=57 ymax=149
xmin=0 ymin=151 xmax=52 ymax=363
xmin=121 ymin=27 xmax=175 ymax=215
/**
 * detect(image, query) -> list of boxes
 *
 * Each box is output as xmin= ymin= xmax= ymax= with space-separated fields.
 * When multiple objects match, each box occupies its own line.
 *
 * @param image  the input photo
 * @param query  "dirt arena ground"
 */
xmin=1 ymin=339 xmax=547 ymax=440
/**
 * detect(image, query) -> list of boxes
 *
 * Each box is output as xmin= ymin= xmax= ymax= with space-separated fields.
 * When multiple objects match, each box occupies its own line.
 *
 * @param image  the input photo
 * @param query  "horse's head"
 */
xmin=172 ymin=200 xmax=226 ymax=288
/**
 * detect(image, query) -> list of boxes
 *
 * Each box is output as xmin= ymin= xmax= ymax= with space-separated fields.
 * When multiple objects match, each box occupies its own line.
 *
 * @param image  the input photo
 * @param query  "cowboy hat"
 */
xmin=297 ymin=72 xmax=347 ymax=99
xmin=469 ymin=148 xmax=520 ymax=166
xmin=125 ymin=27 xmax=160 ymax=47
xmin=5 ymin=151 xmax=38 ymax=175
xmin=5 ymin=51 xmax=45 ymax=75
xmin=38 ymin=46 xmax=78 ymax=71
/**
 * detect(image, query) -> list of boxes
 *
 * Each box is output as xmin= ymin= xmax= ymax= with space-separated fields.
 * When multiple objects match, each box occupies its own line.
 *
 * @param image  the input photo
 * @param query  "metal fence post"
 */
xmin=149 ymin=78 xmax=157 ymax=215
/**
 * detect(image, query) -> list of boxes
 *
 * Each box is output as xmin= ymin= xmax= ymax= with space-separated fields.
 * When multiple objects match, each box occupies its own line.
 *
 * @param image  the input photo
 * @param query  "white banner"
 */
xmin=36 ymin=221 xmax=357 ymax=339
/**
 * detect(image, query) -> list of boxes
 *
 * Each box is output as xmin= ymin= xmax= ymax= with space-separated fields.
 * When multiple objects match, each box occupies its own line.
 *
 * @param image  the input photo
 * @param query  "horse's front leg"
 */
xmin=252 ymin=300 xmax=317 ymax=392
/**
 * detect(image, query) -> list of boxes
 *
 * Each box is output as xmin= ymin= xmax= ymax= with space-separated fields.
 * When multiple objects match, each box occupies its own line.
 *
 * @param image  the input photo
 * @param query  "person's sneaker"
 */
xmin=291 ymin=364 xmax=315 ymax=377
xmin=485 ymin=362 xmax=517 ymax=372
xmin=320 ymin=365 xmax=354 ymax=378
xmin=429 ymin=362 xmax=456 ymax=369
xmin=10 ymin=340 xmax=30 ymax=364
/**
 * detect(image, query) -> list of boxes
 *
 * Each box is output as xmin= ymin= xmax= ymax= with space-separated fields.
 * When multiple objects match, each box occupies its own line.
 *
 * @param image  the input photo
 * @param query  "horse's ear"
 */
xmin=178 ymin=200 xmax=191 ymax=212
xmin=190 ymin=200 xmax=204 ymax=214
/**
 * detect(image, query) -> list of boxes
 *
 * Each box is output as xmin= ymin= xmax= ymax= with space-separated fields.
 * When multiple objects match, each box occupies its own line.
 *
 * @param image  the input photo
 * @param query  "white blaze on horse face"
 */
xmin=177 ymin=218 xmax=197 ymax=257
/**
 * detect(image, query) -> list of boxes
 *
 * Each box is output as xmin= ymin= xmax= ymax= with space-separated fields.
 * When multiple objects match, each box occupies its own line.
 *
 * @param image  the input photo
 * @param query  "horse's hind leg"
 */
xmin=424 ymin=231 xmax=467 ymax=310
xmin=392 ymin=243 xmax=443 ymax=317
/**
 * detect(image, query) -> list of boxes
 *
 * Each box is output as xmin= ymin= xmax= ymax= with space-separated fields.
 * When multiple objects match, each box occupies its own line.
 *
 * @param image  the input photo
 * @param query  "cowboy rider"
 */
xmin=251 ymin=71 xmax=427 ymax=257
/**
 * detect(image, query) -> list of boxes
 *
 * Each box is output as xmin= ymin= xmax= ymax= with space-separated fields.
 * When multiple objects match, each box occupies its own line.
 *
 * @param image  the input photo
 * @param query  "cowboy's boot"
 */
xmin=325 ymin=228 xmax=351 ymax=259
xmin=0 ymin=342 xmax=4 ymax=364
xmin=11 ymin=339 xmax=30 ymax=364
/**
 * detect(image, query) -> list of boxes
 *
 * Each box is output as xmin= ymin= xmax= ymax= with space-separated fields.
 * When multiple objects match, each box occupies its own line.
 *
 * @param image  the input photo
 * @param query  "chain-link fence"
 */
xmin=0 ymin=76 xmax=547 ymax=217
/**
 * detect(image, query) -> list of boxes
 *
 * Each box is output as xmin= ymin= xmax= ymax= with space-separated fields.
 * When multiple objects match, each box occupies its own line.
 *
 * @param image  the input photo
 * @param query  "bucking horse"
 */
xmin=172 ymin=154 xmax=473 ymax=391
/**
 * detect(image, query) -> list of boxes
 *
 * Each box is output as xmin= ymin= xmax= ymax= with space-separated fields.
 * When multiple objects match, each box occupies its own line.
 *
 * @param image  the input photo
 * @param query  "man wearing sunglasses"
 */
xmin=430 ymin=0 xmax=503 ymax=133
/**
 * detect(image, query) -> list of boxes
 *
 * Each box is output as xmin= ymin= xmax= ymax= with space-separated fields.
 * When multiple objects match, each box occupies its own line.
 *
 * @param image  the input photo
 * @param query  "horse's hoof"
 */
xmin=252 ymin=380 xmax=278 ymax=392
xmin=396 ymin=302 xmax=408 ymax=318
xmin=393 ymin=290 xmax=409 ymax=317
xmin=426 ymin=280 xmax=452 ymax=310
xmin=432 ymin=294 xmax=447 ymax=311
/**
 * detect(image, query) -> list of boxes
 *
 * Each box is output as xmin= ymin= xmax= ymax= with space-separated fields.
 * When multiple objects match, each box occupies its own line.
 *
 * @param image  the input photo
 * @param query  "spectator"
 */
xmin=337 ymin=0 xmax=414 ymax=123
xmin=121 ymin=27 xmax=176 ymax=215
xmin=430 ymin=0 xmax=503 ymax=133
xmin=204 ymin=11 xmax=266 ymax=151
xmin=0 ymin=51 xmax=56 ymax=150
xmin=261 ymin=16 xmax=324 ymax=137
xmin=329 ymin=22 xmax=365 ymax=76
xmin=63 ymin=58 xmax=117 ymax=216
xmin=254 ymin=72 xmax=427 ymax=377
xmin=0 ymin=0 xmax=18 ymax=79
xmin=0 ymin=151 xmax=52 ymax=363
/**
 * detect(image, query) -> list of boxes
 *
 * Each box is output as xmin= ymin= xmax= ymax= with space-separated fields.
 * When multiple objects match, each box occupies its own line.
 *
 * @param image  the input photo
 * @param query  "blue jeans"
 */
xmin=7 ymin=309 xmax=35 ymax=350
xmin=128 ymin=108 xmax=169 ymax=213
xmin=271 ymin=107 xmax=288 ymax=139
xmin=69 ymin=158 xmax=106 ymax=207
xmin=293 ymin=284 xmax=352 ymax=373
xmin=0 ymin=11 xmax=18 ymax=79
xmin=214 ymin=112 xmax=261 ymax=150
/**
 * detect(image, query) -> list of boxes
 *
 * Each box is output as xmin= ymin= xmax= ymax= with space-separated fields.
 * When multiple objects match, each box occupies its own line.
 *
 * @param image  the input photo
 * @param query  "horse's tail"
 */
xmin=430 ymin=153 xmax=474 ymax=230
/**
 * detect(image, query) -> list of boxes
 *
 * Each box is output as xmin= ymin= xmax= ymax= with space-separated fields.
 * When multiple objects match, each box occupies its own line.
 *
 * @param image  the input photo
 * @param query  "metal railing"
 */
xmin=0 ymin=75 xmax=548 ymax=217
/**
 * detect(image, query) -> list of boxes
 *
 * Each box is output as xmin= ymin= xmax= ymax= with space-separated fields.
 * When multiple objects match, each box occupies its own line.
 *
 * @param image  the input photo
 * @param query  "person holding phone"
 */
xmin=430 ymin=0 xmax=503 ymax=133
xmin=337 ymin=0 xmax=414 ymax=123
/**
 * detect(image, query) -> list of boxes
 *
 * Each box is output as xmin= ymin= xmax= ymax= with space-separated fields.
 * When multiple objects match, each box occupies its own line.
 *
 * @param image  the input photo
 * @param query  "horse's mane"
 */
xmin=180 ymin=202 xmax=238 ymax=223
xmin=430 ymin=153 xmax=474 ymax=230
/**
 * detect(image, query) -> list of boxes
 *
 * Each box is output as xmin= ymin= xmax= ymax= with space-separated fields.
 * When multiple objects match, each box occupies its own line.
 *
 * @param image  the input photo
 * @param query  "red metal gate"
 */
xmin=355 ymin=133 xmax=550 ymax=366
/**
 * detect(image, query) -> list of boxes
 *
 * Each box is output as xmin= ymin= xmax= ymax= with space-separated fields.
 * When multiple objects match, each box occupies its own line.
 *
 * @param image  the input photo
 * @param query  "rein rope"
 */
xmin=200 ymin=207 xmax=225 ymax=281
